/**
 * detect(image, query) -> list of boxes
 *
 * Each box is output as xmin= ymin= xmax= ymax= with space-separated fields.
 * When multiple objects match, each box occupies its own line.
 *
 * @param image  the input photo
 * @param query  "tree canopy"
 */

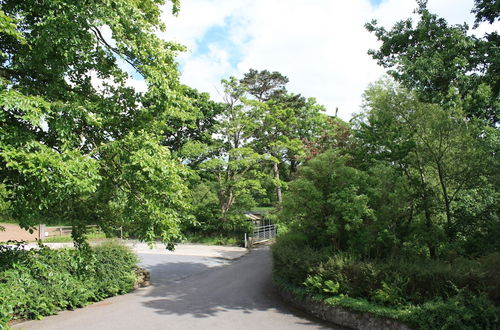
xmin=366 ymin=0 xmax=499 ymax=124
xmin=0 ymin=0 xmax=191 ymax=247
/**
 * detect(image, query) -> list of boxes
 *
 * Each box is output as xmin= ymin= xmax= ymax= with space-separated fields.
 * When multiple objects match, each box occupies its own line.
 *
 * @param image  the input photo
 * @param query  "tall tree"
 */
xmin=366 ymin=0 xmax=499 ymax=124
xmin=239 ymin=69 xmax=328 ymax=204
xmin=0 ymin=0 xmax=191 ymax=247
xmin=355 ymin=79 xmax=493 ymax=257
xmin=248 ymin=94 xmax=327 ymax=203
xmin=199 ymin=77 xmax=265 ymax=220
xmin=240 ymin=69 xmax=289 ymax=102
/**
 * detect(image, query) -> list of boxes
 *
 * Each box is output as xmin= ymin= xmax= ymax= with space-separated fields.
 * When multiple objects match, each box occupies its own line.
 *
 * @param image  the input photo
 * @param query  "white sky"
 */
xmin=151 ymin=0 xmax=498 ymax=120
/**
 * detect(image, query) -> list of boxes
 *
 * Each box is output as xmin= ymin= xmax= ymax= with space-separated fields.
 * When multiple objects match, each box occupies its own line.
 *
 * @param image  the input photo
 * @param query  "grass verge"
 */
xmin=181 ymin=234 xmax=240 ymax=246
xmin=41 ymin=232 xmax=108 ymax=243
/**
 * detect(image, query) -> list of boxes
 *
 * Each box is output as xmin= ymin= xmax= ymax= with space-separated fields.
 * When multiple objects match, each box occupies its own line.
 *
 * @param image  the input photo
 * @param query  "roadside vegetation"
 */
xmin=272 ymin=2 xmax=499 ymax=329
xmin=0 ymin=0 xmax=498 ymax=329
xmin=0 ymin=241 xmax=138 ymax=326
xmin=181 ymin=234 xmax=240 ymax=246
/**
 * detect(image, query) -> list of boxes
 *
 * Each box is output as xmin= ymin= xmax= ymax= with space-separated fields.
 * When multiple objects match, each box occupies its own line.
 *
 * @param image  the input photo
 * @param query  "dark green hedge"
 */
xmin=272 ymin=232 xmax=500 ymax=330
xmin=0 ymin=241 xmax=138 ymax=326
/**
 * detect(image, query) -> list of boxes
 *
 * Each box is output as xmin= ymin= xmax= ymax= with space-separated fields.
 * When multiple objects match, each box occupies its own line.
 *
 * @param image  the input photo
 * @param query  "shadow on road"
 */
xmin=141 ymin=247 xmax=338 ymax=329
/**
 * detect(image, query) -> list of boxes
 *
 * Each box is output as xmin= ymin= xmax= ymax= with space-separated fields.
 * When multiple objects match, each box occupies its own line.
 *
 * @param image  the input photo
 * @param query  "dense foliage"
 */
xmin=0 ymin=241 xmax=139 ymax=326
xmin=1 ymin=0 xmax=498 ymax=326
xmin=183 ymin=70 xmax=331 ymax=239
xmin=366 ymin=0 xmax=499 ymax=125
xmin=0 ymin=0 xmax=331 ymax=243
xmin=0 ymin=0 xmax=193 ymax=247
xmin=272 ymin=2 xmax=499 ymax=329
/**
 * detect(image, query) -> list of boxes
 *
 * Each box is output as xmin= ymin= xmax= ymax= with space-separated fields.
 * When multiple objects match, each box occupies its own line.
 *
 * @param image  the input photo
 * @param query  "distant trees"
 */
xmin=185 ymin=70 xmax=333 ymax=236
xmin=239 ymin=69 xmax=329 ymax=204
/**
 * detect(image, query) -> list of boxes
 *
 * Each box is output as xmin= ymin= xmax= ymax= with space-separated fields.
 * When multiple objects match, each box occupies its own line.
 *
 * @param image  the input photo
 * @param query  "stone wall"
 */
xmin=277 ymin=286 xmax=413 ymax=330
xmin=134 ymin=267 xmax=151 ymax=288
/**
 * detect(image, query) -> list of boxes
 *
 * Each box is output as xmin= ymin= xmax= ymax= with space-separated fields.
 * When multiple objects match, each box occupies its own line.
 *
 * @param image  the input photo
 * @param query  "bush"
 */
xmin=271 ymin=231 xmax=332 ymax=286
xmin=0 ymin=241 xmax=138 ymax=326
xmin=405 ymin=295 xmax=500 ymax=330
xmin=272 ymin=231 xmax=500 ymax=329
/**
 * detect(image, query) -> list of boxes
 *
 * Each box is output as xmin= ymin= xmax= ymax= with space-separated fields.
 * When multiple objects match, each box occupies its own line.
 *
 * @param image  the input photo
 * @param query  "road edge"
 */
xmin=276 ymin=285 xmax=413 ymax=330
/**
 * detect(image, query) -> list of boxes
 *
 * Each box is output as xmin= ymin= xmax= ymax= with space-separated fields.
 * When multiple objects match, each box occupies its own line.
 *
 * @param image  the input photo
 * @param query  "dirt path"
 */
xmin=0 ymin=223 xmax=39 ymax=242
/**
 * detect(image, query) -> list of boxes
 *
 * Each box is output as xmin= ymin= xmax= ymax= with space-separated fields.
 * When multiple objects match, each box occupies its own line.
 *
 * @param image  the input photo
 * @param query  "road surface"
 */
xmin=15 ymin=247 xmax=340 ymax=330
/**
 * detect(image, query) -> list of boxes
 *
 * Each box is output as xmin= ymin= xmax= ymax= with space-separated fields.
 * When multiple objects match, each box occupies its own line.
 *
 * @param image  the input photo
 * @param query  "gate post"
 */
xmin=38 ymin=224 xmax=46 ymax=241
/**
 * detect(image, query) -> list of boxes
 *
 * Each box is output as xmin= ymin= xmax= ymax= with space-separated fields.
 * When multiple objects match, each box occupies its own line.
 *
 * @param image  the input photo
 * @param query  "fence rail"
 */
xmin=40 ymin=224 xmax=101 ymax=240
xmin=245 ymin=224 xmax=277 ymax=247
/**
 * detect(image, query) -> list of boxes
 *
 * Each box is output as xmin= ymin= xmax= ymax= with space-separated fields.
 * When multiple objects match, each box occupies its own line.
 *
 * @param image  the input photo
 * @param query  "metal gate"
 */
xmin=245 ymin=222 xmax=277 ymax=247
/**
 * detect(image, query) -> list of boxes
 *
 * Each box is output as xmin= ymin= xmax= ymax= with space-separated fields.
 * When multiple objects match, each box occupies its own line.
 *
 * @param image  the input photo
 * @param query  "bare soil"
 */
xmin=0 ymin=223 xmax=39 ymax=242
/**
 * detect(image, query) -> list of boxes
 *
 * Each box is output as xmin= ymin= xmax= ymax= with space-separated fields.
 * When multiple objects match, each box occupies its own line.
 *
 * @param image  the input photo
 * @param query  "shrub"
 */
xmin=0 ymin=241 xmax=138 ymax=327
xmin=271 ymin=231 xmax=332 ymax=286
xmin=91 ymin=241 xmax=138 ymax=296
xmin=405 ymin=294 xmax=500 ymax=330
xmin=272 ymin=231 xmax=500 ymax=329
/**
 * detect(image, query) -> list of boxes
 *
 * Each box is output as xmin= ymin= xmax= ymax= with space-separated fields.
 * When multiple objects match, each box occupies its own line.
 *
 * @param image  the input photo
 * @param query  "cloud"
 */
xmin=161 ymin=0 xmax=496 ymax=120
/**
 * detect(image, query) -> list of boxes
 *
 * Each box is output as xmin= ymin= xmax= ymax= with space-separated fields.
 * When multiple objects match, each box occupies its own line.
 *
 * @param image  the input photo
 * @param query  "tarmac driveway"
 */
xmin=14 ymin=245 xmax=339 ymax=330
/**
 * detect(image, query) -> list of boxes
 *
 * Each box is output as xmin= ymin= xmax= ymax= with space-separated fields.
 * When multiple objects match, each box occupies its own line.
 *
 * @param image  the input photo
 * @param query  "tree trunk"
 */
xmin=436 ymin=161 xmax=452 ymax=238
xmin=414 ymin=149 xmax=437 ymax=259
xmin=273 ymin=161 xmax=282 ymax=204
xmin=422 ymin=191 xmax=437 ymax=259
xmin=290 ymin=159 xmax=299 ymax=176
xmin=218 ymin=189 xmax=234 ymax=220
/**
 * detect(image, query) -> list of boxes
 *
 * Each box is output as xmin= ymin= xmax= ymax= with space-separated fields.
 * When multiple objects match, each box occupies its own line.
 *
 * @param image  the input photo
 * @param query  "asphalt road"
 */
xmin=15 ymin=247 xmax=340 ymax=330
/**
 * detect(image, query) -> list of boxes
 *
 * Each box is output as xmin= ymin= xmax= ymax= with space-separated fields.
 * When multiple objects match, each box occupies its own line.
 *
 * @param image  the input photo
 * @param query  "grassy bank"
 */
xmin=41 ymin=232 xmax=108 ymax=243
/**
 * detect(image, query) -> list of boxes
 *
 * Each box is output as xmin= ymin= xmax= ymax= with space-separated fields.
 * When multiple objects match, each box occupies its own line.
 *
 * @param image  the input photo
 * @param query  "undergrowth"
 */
xmin=0 ymin=241 xmax=139 ymax=327
xmin=272 ymin=233 xmax=500 ymax=330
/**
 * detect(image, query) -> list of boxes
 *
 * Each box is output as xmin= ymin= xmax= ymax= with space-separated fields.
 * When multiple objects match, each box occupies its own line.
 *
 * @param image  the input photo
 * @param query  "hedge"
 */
xmin=0 ymin=241 xmax=139 ymax=327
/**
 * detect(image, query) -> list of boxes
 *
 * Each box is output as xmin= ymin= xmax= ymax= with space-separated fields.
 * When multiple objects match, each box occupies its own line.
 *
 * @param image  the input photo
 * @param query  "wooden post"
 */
xmin=38 ymin=224 xmax=46 ymax=241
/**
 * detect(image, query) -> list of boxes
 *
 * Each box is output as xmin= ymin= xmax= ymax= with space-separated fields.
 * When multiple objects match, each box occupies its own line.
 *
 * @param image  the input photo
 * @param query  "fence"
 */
xmin=39 ymin=224 xmax=101 ymax=240
xmin=244 ymin=223 xmax=277 ymax=248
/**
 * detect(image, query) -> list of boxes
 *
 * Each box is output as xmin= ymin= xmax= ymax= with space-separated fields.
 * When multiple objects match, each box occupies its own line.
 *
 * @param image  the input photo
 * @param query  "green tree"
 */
xmin=240 ymin=69 xmax=289 ymax=102
xmin=198 ymin=77 xmax=265 ymax=220
xmin=166 ymin=86 xmax=225 ymax=167
xmin=247 ymin=94 xmax=327 ymax=204
xmin=366 ymin=1 xmax=499 ymax=124
xmin=0 ymin=0 xmax=191 ymax=247
xmin=472 ymin=0 xmax=500 ymax=25
xmin=355 ymin=79 xmax=496 ymax=257
xmin=280 ymin=150 xmax=373 ymax=252
xmin=237 ymin=69 xmax=329 ymax=204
